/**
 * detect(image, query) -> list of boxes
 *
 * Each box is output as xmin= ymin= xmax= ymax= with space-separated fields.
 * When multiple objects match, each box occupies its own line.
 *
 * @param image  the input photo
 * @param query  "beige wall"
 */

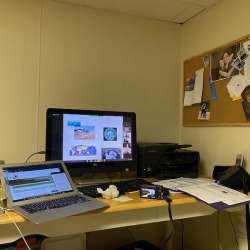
xmin=0 ymin=0 xmax=41 ymax=164
xmin=182 ymin=0 xmax=250 ymax=176
xmin=181 ymin=1 xmax=249 ymax=249
xmin=0 ymin=0 xmax=243 ymax=249
xmin=0 ymin=2 xmax=183 ymax=248
xmin=0 ymin=0 xmax=182 ymax=164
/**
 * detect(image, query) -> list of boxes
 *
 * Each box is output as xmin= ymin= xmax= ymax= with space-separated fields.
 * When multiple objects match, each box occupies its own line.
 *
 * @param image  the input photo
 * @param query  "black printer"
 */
xmin=137 ymin=143 xmax=200 ymax=179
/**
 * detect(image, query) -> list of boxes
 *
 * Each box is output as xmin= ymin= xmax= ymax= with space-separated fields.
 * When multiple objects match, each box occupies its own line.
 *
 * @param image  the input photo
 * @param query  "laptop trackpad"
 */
xmin=15 ymin=205 xmax=87 ymax=224
xmin=57 ymin=205 xmax=88 ymax=216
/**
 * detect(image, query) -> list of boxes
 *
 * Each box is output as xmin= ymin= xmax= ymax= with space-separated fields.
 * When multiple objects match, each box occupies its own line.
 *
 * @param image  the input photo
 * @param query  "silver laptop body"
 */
xmin=0 ymin=160 xmax=109 ymax=224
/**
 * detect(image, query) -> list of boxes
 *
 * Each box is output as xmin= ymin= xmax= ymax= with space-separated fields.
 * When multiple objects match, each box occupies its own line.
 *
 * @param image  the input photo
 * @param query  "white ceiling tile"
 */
xmin=174 ymin=0 xmax=199 ymax=3
xmin=170 ymin=4 xmax=206 ymax=23
xmin=54 ymin=0 xmax=224 ymax=24
xmin=115 ymin=0 xmax=192 ymax=21
xmin=58 ymin=0 xmax=192 ymax=21
xmin=195 ymin=0 xmax=223 ymax=7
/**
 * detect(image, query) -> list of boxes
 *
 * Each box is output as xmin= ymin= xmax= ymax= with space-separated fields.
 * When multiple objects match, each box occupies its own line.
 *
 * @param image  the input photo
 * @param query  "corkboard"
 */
xmin=183 ymin=35 xmax=250 ymax=126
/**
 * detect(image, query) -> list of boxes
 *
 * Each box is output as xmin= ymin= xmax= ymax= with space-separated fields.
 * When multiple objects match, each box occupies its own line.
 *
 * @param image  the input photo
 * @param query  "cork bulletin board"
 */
xmin=183 ymin=34 xmax=250 ymax=126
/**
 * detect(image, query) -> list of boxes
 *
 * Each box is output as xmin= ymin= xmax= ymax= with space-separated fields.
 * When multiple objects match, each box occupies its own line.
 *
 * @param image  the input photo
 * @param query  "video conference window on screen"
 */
xmin=63 ymin=114 xmax=132 ymax=162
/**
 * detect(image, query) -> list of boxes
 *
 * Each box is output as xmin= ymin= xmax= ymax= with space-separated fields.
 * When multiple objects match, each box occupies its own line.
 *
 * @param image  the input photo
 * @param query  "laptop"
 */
xmin=0 ymin=160 xmax=109 ymax=224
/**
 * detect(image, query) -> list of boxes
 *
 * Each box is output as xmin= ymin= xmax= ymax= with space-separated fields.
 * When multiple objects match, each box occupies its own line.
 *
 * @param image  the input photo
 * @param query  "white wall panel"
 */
xmin=182 ymin=0 xmax=250 ymax=176
xmin=0 ymin=0 xmax=182 ymax=162
xmin=37 ymin=0 xmax=182 ymax=153
xmin=0 ymin=0 xmax=41 ymax=163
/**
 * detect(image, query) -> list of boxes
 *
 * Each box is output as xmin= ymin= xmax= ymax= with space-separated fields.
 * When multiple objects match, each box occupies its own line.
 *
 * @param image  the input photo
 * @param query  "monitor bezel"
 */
xmin=45 ymin=108 xmax=137 ymax=175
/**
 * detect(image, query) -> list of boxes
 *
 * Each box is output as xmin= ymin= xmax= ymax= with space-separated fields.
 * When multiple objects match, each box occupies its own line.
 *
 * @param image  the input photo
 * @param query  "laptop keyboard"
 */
xmin=20 ymin=195 xmax=90 ymax=214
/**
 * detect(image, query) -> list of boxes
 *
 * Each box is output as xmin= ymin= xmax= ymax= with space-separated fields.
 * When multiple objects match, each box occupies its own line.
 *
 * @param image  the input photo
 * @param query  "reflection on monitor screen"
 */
xmin=46 ymin=108 xmax=137 ymax=184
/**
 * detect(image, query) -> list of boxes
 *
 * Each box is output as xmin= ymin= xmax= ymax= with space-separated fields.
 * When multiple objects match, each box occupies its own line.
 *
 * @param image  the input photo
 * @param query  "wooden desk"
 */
xmin=0 ymin=179 xmax=244 ymax=245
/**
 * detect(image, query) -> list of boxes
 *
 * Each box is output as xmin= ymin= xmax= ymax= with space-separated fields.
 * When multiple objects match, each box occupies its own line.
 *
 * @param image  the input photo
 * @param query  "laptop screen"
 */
xmin=3 ymin=162 xmax=75 ymax=202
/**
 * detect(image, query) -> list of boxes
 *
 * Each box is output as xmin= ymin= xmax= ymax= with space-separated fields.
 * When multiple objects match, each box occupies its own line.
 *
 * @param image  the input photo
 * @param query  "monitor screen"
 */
xmin=45 ymin=108 xmax=137 ymax=179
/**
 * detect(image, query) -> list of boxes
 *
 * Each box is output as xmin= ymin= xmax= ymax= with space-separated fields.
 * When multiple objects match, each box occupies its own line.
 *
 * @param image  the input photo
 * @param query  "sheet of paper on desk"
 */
xmin=112 ymin=196 xmax=133 ymax=202
xmin=152 ymin=178 xmax=214 ymax=192
xmin=178 ymin=183 xmax=250 ymax=210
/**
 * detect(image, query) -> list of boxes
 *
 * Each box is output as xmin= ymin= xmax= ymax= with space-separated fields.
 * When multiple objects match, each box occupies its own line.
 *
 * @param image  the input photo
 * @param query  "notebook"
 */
xmin=0 ymin=160 xmax=109 ymax=224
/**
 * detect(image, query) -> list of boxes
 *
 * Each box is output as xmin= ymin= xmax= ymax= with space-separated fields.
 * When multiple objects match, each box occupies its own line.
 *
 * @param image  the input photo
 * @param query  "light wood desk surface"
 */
xmin=0 ymin=191 xmax=198 ymax=224
xmin=0 ymin=178 xmax=197 ymax=224
xmin=0 ymin=178 xmax=243 ymax=244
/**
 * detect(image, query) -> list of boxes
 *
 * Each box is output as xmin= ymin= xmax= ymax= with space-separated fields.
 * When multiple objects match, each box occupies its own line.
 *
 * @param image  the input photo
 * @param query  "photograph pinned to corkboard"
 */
xmin=198 ymin=100 xmax=210 ymax=120
xmin=210 ymin=43 xmax=240 ymax=82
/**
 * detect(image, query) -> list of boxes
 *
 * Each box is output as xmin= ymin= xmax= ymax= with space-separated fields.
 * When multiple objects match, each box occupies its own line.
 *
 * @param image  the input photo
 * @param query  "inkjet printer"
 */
xmin=137 ymin=143 xmax=200 ymax=179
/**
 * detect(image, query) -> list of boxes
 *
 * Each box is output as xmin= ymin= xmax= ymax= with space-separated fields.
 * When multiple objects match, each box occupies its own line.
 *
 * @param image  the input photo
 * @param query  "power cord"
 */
xmin=227 ymin=211 xmax=238 ymax=245
xmin=180 ymin=219 xmax=184 ymax=250
xmin=126 ymin=227 xmax=136 ymax=243
xmin=1 ymin=208 xmax=31 ymax=250
xmin=0 ymin=170 xmax=31 ymax=250
xmin=163 ymin=196 xmax=175 ymax=244
xmin=216 ymin=211 xmax=238 ymax=249
xmin=25 ymin=151 xmax=45 ymax=163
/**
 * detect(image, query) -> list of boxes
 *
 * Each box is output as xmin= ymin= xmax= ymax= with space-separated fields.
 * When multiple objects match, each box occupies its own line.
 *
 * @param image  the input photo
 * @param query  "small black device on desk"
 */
xmin=77 ymin=179 xmax=152 ymax=198
xmin=140 ymin=184 xmax=169 ymax=199
xmin=212 ymin=154 xmax=245 ymax=179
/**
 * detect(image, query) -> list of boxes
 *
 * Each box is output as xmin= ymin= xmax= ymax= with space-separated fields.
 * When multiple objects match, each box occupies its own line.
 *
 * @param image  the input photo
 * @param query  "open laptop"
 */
xmin=0 ymin=160 xmax=109 ymax=224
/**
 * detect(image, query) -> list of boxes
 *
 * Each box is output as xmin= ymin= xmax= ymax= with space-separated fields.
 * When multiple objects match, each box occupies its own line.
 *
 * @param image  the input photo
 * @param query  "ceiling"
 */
xmin=54 ymin=0 xmax=224 ymax=24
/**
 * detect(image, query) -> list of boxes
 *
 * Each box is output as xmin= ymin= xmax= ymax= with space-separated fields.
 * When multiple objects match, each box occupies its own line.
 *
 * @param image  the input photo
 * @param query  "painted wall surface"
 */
xmin=0 ymin=0 xmax=241 ymax=249
xmin=181 ymin=1 xmax=248 ymax=250
xmin=0 ymin=0 xmax=41 ymax=164
xmin=0 ymin=0 xmax=182 ymax=164
xmin=182 ymin=0 xmax=250 ymax=176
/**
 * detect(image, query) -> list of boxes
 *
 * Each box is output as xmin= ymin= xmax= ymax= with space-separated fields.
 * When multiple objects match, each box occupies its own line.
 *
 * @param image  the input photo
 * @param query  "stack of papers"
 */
xmin=153 ymin=178 xmax=250 ymax=210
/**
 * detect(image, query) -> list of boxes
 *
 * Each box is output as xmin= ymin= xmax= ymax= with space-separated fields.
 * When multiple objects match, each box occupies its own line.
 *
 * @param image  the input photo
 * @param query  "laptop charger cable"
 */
xmin=25 ymin=150 xmax=45 ymax=163
xmin=4 ymin=208 xmax=32 ymax=250
xmin=0 ymin=170 xmax=32 ymax=250
xmin=0 ymin=205 xmax=32 ymax=250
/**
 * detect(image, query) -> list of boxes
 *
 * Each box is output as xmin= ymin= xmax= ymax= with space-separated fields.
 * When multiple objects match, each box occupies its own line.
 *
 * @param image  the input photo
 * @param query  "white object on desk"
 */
xmin=97 ymin=185 xmax=119 ymax=199
xmin=178 ymin=182 xmax=250 ymax=209
xmin=112 ymin=196 xmax=133 ymax=202
xmin=153 ymin=177 xmax=214 ymax=191
xmin=154 ymin=177 xmax=250 ymax=209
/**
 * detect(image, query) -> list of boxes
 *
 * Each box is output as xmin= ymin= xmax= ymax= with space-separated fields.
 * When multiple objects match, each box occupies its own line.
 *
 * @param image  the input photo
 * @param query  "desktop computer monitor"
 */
xmin=45 ymin=108 xmax=137 ymax=184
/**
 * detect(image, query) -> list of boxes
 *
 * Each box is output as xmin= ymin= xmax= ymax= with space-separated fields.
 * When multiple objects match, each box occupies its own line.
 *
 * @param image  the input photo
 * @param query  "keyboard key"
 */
xmin=77 ymin=179 xmax=151 ymax=198
xmin=21 ymin=195 xmax=89 ymax=214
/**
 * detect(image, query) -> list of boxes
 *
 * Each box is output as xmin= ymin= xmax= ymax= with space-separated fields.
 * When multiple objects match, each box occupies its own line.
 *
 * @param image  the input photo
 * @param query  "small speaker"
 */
xmin=212 ymin=166 xmax=229 ymax=179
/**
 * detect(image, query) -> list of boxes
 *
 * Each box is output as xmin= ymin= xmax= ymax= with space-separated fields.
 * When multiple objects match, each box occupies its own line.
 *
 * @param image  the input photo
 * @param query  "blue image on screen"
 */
xmin=103 ymin=127 xmax=117 ymax=141
xmin=102 ymin=149 xmax=121 ymax=160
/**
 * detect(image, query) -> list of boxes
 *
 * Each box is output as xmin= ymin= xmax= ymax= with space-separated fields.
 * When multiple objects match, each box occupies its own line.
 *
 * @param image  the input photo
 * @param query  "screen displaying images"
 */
xmin=141 ymin=188 xmax=156 ymax=199
xmin=74 ymin=126 xmax=95 ymax=140
xmin=63 ymin=114 xmax=132 ymax=162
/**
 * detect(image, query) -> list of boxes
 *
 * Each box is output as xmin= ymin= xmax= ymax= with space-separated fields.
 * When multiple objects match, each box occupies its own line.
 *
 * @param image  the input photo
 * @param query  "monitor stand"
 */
xmin=73 ymin=173 xmax=110 ymax=185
